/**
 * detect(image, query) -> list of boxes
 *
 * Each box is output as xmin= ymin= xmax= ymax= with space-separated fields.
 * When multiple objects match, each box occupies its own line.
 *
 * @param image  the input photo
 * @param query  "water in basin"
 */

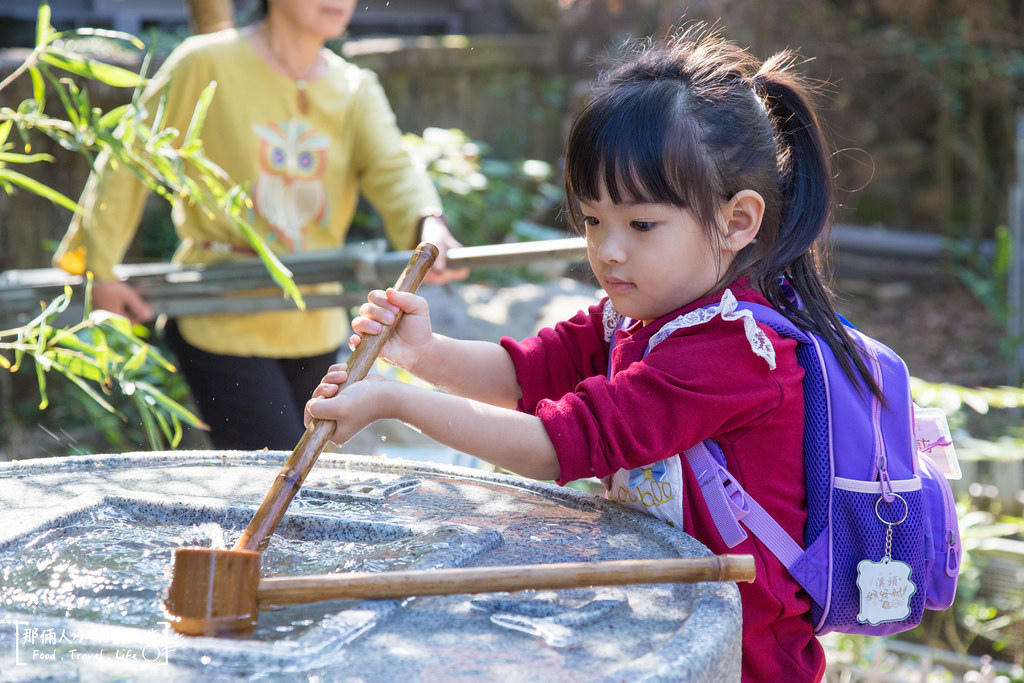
xmin=0 ymin=497 xmax=495 ymax=641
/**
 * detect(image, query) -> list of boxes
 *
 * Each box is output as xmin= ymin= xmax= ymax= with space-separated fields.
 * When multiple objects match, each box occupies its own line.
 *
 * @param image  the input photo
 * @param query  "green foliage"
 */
xmin=911 ymin=376 xmax=1024 ymax=469
xmin=948 ymin=225 xmax=1016 ymax=335
xmin=477 ymin=71 xmax=570 ymax=161
xmin=0 ymin=4 xmax=306 ymax=453
xmin=845 ymin=10 xmax=1024 ymax=236
xmin=0 ymin=279 xmax=205 ymax=450
xmin=401 ymin=127 xmax=564 ymax=247
xmin=912 ymin=376 xmax=1024 ymax=417
xmin=952 ymin=505 xmax=1024 ymax=664
xmin=0 ymin=4 xmax=302 ymax=309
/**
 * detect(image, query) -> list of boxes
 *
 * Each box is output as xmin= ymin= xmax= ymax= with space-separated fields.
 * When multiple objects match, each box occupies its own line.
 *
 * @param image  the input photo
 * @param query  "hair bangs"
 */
xmin=565 ymin=82 xmax=714 ymax=226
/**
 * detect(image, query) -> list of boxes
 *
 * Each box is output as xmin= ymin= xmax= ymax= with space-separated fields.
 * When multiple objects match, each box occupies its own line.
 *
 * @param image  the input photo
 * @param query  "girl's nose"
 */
xmin=596 ymin=231 xmax=626 ymax=264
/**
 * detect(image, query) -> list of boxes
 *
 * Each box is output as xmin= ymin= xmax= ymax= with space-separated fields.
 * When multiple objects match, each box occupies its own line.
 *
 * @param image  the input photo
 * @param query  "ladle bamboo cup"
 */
xmin=166 ymin=242 xmax=438 ymax=636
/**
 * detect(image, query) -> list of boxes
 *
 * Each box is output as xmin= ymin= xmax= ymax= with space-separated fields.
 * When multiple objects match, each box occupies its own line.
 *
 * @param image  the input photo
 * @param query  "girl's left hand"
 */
xmin=304 ymin=365 xmax=392 ymax=445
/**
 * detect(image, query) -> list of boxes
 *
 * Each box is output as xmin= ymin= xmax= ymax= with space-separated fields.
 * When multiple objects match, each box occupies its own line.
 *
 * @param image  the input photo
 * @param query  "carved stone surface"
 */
xmin=0 ymin=451 xmax=742 ymax=680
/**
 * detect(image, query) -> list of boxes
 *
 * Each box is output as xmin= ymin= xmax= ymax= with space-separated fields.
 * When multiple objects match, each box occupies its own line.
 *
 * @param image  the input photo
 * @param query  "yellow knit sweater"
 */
xmin=54 ymin=28 xmax=442 ymax=357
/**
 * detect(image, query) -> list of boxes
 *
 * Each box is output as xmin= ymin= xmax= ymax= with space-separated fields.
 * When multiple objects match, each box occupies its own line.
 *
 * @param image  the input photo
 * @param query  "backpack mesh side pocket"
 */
xmin=824 ymin=481 xmax=927 ymax=636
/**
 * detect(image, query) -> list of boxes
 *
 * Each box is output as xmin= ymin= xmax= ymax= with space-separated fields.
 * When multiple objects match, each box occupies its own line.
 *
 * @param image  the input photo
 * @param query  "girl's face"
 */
xmin=269 ymin=0 xmax=356 ymax=41
xmin=581 ymin=188 xmax=730 ymax=325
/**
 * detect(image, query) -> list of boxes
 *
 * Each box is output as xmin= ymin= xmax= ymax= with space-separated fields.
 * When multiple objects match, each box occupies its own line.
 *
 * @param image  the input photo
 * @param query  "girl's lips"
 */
xmin=602 ymin=276 xmax=634 ymax=292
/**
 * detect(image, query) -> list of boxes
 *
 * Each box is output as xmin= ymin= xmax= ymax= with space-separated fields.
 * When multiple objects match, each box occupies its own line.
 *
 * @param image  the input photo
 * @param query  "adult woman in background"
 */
xmin=54 ymin=0 xmax=466 ymax=449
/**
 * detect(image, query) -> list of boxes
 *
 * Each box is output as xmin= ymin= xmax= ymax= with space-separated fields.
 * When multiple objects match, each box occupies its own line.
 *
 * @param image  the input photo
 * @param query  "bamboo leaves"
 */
xmin=0 ymin=5 xmax=290 ymax=450
xmin=0 ymin=4 xmax=302 ymax=310
xmin=37 ymin=52 xmax=146 ymax=90
xmin=0 ymin=282 xmax=208 ymax=449
xmin=0 ymin=4 xmax=307 ymax=451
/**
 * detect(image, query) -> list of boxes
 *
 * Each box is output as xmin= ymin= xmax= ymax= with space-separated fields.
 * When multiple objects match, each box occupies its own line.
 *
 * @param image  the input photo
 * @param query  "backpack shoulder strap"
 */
xmin=682 ymin=301 xmax=827 ymax=603
xmin=684 ymin=441 xmax=807 ymax=570
xmin=613 ymin=297 xmax=819 ymax=589
xmin=730 ymin=301 xmax=813 ymax=345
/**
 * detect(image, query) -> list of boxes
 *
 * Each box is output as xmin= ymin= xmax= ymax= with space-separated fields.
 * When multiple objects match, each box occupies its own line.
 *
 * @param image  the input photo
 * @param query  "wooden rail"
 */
xmin=0 ymin=238 xmax=588 ymax=327
xmin=0 ymin=226 xmax=970 ymax=329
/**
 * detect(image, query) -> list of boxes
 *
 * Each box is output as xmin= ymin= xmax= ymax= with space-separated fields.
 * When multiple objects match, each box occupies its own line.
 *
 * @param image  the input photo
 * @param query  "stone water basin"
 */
xmin=0 ymin=451 xmax=742 ymax=681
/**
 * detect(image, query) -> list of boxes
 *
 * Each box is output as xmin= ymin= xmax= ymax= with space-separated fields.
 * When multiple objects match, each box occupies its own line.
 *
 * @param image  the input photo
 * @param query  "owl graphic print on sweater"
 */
xmin=252 ymin=120 xmax=331 ymax=250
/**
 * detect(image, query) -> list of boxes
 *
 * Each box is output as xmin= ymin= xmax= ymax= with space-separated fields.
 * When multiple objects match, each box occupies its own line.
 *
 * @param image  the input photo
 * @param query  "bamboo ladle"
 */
xmin=166 ymin=242 xmax=439 ymax=636
xmin=167 ymin=553 xmax=755 ymax=637
xmin=165 ymin=242 xmax=756 ymax=637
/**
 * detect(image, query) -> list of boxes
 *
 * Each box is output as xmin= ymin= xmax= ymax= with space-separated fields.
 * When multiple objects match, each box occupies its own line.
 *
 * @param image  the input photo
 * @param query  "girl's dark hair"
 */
xmin=564 ymin=25 xmax=882 ymax=398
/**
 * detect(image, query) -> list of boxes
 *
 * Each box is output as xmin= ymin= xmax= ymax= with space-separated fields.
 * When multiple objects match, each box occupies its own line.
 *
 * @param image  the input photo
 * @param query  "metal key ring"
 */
xmin=875 ymin=492 xmax=909 ymax=526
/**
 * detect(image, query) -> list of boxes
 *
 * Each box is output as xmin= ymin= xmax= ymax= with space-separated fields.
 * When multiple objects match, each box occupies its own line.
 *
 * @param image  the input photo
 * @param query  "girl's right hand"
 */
xmin=349 ymin=287 xmax=433 ymax=370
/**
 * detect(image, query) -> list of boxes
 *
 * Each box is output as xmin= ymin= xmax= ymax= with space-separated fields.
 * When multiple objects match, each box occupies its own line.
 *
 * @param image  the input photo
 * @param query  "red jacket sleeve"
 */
xmin=499 ymin=303 xmax=609 ymax=416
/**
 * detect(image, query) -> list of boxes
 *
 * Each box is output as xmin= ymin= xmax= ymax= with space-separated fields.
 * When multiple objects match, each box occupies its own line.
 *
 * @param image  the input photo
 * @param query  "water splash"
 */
xmin=193 ymin=522 xmax=227 ymax=549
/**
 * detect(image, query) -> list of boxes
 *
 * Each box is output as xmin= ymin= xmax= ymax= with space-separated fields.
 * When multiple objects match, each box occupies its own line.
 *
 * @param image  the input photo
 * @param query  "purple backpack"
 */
xmin=684 ymin=302 xmax=961 ymax=636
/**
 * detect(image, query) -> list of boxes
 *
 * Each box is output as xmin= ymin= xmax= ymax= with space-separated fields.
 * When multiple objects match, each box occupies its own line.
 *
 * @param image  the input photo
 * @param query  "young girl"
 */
xmin=307 ymin=27 xmax=877 ymax=681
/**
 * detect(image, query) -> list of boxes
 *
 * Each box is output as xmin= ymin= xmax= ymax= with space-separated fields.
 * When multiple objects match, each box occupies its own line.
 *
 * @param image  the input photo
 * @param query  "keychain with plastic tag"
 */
xmin=856 ymin=493 xmax=917 ymax=625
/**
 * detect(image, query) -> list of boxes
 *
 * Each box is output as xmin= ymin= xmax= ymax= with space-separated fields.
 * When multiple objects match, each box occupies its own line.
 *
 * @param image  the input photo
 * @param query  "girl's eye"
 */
xmin=583 ymin=215 xmax=599 ymax=227
xmin=631 ymin=220 xmax=656 ymax=232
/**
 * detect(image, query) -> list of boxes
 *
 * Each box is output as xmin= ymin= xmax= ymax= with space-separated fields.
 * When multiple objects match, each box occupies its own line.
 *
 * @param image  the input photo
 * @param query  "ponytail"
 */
xmin=753 ymin=61 xmax=883 ymax=400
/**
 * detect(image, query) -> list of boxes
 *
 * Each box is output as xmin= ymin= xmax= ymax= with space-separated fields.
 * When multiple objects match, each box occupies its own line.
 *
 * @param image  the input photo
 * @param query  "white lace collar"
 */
xmin=602 ymin=300 xmax=624 ymax=342
xmin=602 ymin=289 xmax=777 ymax=369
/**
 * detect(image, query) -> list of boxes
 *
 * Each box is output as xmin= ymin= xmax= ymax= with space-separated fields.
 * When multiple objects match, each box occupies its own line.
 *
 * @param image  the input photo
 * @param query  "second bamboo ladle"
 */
xmin=165 ymin=242 xmax=756 ymax=637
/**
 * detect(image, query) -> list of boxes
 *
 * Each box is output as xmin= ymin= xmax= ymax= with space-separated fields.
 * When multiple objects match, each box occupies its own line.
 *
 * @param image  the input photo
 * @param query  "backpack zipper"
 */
xmin=920 ymin=454 xmax=960 ymax=578
xmin=863 ymin=340 xmax=894 ymax=501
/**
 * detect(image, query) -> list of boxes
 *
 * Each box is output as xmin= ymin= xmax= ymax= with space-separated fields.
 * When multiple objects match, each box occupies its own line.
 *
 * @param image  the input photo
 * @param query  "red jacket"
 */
xmin=501 ymin=281 xmax=824 ymax=681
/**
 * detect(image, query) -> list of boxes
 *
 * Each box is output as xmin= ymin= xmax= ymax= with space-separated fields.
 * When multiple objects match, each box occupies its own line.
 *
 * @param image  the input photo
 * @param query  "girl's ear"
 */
xmin=720 ymin=190 xmax=765 ymax=253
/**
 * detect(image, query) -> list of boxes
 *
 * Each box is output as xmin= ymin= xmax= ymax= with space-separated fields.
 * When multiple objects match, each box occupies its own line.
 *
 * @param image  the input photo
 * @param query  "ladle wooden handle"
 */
xmin=255 ymin=555 xmax=756 ymax=606
xmin=233 ymin=242 xmax=439 ymax=553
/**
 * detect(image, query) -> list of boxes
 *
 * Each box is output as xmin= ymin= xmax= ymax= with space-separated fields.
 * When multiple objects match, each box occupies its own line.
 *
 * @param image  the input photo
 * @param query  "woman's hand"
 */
xmin=91 ymin=280 xmax=154 ymax=325
xmin=305 ymin=368 xmax=392 ymax=445
xmin=349 ymin=288 xmax=434 ymax=371
xmin=419 ymin=215 xmax=469 ymax=284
